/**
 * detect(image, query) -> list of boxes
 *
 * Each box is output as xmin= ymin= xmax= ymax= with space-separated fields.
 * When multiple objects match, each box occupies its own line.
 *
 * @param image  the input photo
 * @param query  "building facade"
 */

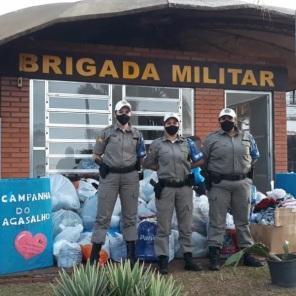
xmin=0 ymin=0 xmax=295 ymax=193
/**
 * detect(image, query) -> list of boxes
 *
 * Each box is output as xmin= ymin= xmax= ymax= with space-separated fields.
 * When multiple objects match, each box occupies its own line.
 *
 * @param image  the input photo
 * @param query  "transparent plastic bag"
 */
xmin=192 ymin=194 xmax=209 ymax=236
xmin=139 ymin=170 xmax=158 ymax=202
xmin=49 ymin=174 xmax=80 ymax=211
xmin=55 ymin=241 xmax=82 ymax=268
xmin=175 ymin=231 xmax=207 ymax=258
xmin=109 ymin=232 xmax=127 ymax=262
xmin=80 ymin=195 xmax=98 ymax=231
xmin=52 ymin=209 xmax=82 ymax=238
xmin=54 ymin=224 xmax=83 ymax=243
xmin=77 ymin=180 xmax=98 ymax=202
xmin=138 ymin=199 xmax=155 ymax=218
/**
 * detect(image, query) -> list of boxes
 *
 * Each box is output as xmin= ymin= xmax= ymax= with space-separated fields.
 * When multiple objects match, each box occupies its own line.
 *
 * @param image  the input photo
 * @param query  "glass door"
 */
xmin=226 ymin=91 xmax=273 ymax=192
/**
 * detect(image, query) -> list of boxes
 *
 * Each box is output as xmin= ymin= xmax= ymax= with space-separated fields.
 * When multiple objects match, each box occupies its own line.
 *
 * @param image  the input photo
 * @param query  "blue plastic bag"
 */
xmin=192 ymin=167 xmax=205 ymax=185
xmin=135 ymin=219 xmax=157 ymax=262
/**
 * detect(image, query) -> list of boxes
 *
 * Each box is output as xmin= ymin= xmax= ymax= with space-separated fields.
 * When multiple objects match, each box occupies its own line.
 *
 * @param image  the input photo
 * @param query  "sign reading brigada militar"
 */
xmin=6 ymin=52 xmax=288 ymax=90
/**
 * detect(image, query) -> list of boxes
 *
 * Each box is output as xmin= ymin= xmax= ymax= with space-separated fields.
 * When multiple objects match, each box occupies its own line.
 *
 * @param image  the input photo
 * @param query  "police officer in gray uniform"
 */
xmin=144 ymin=112 xmax=204 ymax=274
xmin=90 ymin=100 xmax=146 ymax=265
xmin=203 ymin=108 xmax=263 ymax=270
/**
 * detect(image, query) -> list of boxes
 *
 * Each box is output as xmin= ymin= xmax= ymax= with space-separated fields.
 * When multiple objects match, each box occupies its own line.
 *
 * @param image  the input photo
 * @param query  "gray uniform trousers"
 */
xmin=207 ymin=178 xmax=254 ymax=248
xmin=155 ymin=185 xmax=193 ymax=257
xmin=91 ymin=170 xmax=139 ymax=244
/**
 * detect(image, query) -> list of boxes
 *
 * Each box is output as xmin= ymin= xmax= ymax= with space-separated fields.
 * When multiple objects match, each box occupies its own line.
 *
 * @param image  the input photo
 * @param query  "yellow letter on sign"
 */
xmin=76 ymin=58 xmax=96 ymax=77
xmin=43 ymin=55 xmax=63 ymax=74
xmin=19 ymin=53 xmax=39 ymax=72
xmin=99 ymin=60 xmax=119 ymax=78
xmin=142 ymin=63 xmax=160 ymax=81
xmin=123 ymin=61 xmax=140 ymax=79
xmin=260 ymin=71 xmax=274 ymax=87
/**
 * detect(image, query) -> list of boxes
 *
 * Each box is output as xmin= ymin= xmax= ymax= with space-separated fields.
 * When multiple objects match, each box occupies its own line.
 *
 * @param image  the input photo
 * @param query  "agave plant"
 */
xmin=52 ymin=260 xmax=111 ymax=296
xmin=106 ymin=260 xmax=151 ymax=296
xmin=148 ymin=273 xmax=183 ymax=296
xmin=52 ymin=260 xmax=183 ymax=296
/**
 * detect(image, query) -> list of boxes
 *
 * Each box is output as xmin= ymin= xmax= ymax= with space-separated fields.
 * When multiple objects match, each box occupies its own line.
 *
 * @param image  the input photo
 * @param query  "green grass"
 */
xmin=1 ymin=263 xmax=296 ymax=296
xmin=173 ymin=265 xmax=296 ymax=296
xmin=0 ymin=283 xmax=53 ymax=296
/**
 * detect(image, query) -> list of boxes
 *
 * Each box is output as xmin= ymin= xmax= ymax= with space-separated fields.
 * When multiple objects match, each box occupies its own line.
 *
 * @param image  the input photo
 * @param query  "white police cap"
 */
xmin=218 ymin=108 xmax=237 ymax=119
xmin=114 ymin=100 xmax=131 ymax=112
xmin=163 ymin=112 xmax=181 ymax=123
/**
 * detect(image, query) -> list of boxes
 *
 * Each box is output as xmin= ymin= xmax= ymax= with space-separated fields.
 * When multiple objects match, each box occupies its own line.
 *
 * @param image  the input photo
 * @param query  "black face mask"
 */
xmin=220 ymin=120 xmax=235 ymax=132
xmin=116 ymin=114 xmax=130 ymax=125
xmin=165 ymin=125 xmax=179 ymax=135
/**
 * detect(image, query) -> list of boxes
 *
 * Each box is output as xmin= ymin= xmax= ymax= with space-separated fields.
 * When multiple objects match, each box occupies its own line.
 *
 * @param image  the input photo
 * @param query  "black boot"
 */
xmin=208 ymin=246 xmax=220 ymax=271
xmin=158 ymin=255 xmax=169 ymax=275
xmin=243 ymin=253 xmax=264 ymax=267
xmin=126 ymin=241 xmax=136 ymax=267
xmin=184 ymin=252 xmax=202 ymax=271
xmin=90 ymin=243 xmax=101 ymax=265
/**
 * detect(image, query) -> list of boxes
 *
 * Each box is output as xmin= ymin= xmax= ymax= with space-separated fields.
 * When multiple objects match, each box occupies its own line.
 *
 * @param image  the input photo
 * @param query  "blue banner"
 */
xmin=0 ymin=178 xmax=53 ymax=274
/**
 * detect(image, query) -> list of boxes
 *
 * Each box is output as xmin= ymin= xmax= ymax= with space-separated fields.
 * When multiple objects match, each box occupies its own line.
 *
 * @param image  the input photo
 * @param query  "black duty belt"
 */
xmin=209 ymin=171 xmax=247 ymax=184
xmin=221 ymin=174 xmax=247 ymax=181
xmin=159 ymin=177 xmax=192 ymax=188
xmin=109 ymin=164 xmax=137 ymax=174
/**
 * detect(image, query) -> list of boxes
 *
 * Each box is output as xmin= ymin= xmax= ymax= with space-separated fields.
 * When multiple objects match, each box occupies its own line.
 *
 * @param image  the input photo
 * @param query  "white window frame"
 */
xmin=30 ymin=81 xmax=194 ymax=176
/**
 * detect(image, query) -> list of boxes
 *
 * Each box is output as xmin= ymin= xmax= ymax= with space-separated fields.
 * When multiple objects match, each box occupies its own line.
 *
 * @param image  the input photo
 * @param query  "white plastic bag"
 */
xmin=80 ymin=195 xmax=98 ymax=231
xmin=225 ymin=213 xmax=235 ymax=229
xmin=52 ymin=209 xmax=82 ymax=238
xmin=54 ymin=224 xmax=83 ymax=243
xmin=171 ymin=210 xmax=178 ymax=229
xmin=266 ymin=188 xmax=287 ymax=200
xmin=175 ymin=231 xmax=207 ymax=258
xmin=102 ymin=235 xmax=111 ymax=255
xmin=192 ymin=194 xmax=209 ymax=236
xmin=85 ymin=178 xmax=99 ymax=188
xmin=255 ymin=191 xmax=267 ymax=204
xmin=77 ymin=180 xmax=98 ymax=202
xmin=139 ymin=170 xmax=158 ymax=202
xmin=78 ymin=232 xmax=92 ymax=245
xmin=147 ymin=198 xmax=156 ymax=214
xmin=49 ymin=174 xmax=80 ymax=211
xmin=191 ymin=232 xmax=207 ymax=257
xmin=138 ymin=199 xmax=155 ymax=218
xmin=54 ymin=241 xmax=82 ymax=268
xmin=109 ymin=232 xmax=127 ymax=262
xmin=110 ymin=215 xmax=121 ymax=228
xmin=112 ymin=198 xmax=121 ymax=216
xmin=171 ymin=230 xmax=180 ymax=255
xmin=169 ymin=232 xmax=175 ymax=262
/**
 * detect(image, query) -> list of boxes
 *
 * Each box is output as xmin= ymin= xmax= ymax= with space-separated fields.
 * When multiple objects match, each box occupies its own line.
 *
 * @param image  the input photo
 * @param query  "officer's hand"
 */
xmin=93 ymin=154 xmax=102 ymax=165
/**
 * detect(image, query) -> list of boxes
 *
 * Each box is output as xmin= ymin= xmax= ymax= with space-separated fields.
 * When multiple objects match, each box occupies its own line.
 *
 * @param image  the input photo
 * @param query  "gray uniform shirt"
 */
xmin=144 ymin=136 xmax=191 ymax=181
xmin=203 ymin=128 xmax=258 ymax=175
xmin=94 ymin=123 xmax=143 ymax=168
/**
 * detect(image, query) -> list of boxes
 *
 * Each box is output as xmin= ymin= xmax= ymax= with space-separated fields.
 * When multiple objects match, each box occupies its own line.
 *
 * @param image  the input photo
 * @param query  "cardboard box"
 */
xmin=274 ymin=207 xmax=296 ymax=226
xmin=250 ymin=208 xmax=296 ymax=254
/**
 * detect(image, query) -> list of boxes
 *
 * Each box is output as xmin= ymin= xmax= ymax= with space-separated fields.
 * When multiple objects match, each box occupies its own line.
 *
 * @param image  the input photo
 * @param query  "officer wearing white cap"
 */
xmin=90 ymin=99 xmax=146 ymax=266
xmin=203 ymin=107 xmax=263 ymax=270
xmin=144 ymin=112 xmax=204 ymax=274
